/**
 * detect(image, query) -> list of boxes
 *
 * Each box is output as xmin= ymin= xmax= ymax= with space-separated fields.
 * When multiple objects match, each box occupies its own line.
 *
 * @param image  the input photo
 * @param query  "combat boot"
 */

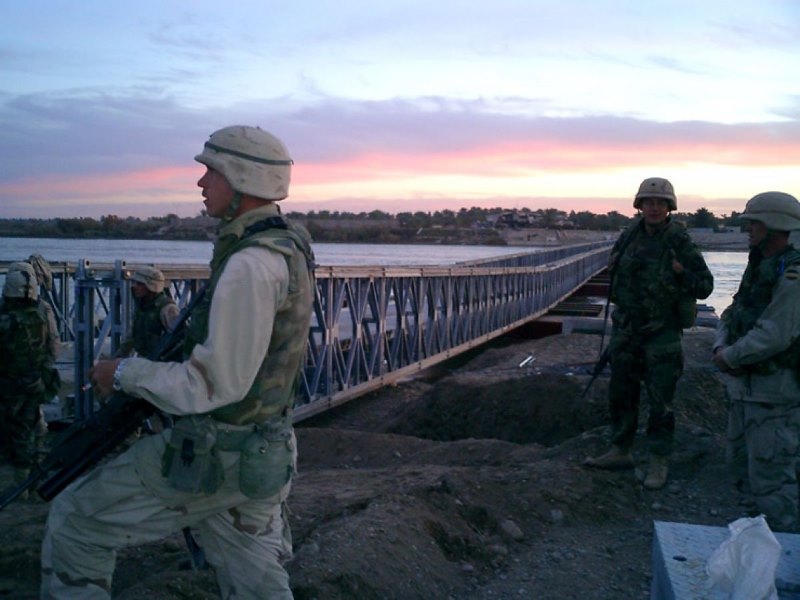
xmin=584 ymin=445 xmax=634 ymax=470
xmin=643 ymin=455 xmax=668 ymax=490
xmin=13 ymin=468 xmax=30 ymax=500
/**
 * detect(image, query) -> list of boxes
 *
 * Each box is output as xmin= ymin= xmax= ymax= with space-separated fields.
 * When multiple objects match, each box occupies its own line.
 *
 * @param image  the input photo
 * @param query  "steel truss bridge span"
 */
xmin=3 ymin=241 xmax=612 ymax=422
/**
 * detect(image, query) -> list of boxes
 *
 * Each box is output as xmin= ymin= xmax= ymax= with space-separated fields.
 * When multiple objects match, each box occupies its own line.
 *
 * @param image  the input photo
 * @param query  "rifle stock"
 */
xmin=0 ymin=286 xmax=205 ymax=509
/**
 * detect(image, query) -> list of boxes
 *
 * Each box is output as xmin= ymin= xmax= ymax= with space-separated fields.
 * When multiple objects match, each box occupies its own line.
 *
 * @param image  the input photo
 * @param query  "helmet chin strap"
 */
xmin=223 ymin=191 xmax=243 ymax=223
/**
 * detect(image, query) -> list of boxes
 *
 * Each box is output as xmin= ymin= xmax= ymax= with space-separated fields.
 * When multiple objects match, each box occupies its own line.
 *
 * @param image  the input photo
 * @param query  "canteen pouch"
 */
xmin=161 ymin=416 xmax=223 ymax=495
xmin=239 ymin=429 xmax=294 ymax=499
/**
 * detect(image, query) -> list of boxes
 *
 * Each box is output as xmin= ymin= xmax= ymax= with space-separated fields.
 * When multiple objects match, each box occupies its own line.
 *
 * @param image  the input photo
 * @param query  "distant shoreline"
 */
xmin=0 ymin=230 xmax=751 ymax=253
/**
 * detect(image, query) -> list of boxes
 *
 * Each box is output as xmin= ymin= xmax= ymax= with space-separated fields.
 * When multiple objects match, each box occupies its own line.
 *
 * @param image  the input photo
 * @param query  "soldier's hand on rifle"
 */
xmin=88 ymin=359 xmax=121 ymax=399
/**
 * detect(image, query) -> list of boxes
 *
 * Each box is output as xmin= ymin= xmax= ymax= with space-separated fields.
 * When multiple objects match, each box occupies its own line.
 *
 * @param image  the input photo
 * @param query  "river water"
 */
xmin=0 ymin=237 xmax=746 ymax=316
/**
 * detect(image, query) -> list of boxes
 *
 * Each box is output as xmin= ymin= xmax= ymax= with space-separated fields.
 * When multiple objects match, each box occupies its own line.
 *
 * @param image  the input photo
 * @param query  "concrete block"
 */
xmin=651 ymin=520 xmax=800 ymax=599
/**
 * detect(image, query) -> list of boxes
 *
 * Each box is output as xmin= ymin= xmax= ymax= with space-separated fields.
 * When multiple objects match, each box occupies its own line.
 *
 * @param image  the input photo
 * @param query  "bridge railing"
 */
xmin=300 ymin=243 xmax=610 ymax=419
xmin=4 ymin=242 xmax=612 ymax=422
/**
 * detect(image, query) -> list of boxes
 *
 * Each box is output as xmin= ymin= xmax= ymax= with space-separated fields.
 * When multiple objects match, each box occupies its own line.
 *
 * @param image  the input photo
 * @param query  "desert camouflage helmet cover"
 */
xmin=131 ymin=266 xmax=166 ymax=293
xmin=634 ymin=177 xmax=677 ymax=211
xmin=194 ymin=125 xmax=293 ymax=200
xmin=3 ymin=261 xmax=38 ymax=300
xmin=28 ymin=254 xmax=53 ymax=290
xmin=738 ymin=191 xmax=800 ymax=231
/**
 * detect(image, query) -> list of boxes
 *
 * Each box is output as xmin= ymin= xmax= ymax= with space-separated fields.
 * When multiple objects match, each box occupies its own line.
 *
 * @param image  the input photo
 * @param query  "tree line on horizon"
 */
xmin=0 ymin=205 xmax=735 ymax=243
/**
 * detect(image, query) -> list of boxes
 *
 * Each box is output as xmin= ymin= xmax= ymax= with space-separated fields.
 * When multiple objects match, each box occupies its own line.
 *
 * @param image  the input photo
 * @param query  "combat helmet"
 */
xmin=3 ymin=261 xmax=38 ymax=300
xmin=131 ymin=266 xmax=166 ymax=294
xmin=28 ymin=254 xmax=53 ymax=290
xmin=194 ymin=126 xmax=293 ymax=200
xmin=738 ymin=191 xmax=800 ymax=231
xmin=634 ymin=177 xmax=677 ymax=211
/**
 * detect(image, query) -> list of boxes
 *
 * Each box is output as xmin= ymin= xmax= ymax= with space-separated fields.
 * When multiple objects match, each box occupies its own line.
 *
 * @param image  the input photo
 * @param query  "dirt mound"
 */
xmin=387 ymin=373 xmax=606 ymax=446
xmin=0 ymin=328 xmax=747 ymax=600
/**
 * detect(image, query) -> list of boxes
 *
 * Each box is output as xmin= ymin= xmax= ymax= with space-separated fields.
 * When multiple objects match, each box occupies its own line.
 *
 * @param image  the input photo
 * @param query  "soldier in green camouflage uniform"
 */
xmin=585 ymin=178 xmax=714 ymax=490
xmin=41 ymin=127 xmax=314 ymax=599
xmin=713 ymin=191 xmax=800 ymax=532
xmin=0 ymin=262 xmax=52 ymax=495
xmin=27 ymin=254 xmax=61 ymax=451
xmin=115 ymin=266 xmax=179 ymax=358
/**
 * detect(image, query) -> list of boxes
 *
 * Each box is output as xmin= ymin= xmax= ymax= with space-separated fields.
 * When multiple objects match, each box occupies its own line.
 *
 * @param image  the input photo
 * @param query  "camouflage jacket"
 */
xmin=609 ymin=218 xmax=713 ymax=335
xmin=118 ymin=292 xmax=178 ymax=358
xmin=0 ymin=299 xmax=51 ymax=396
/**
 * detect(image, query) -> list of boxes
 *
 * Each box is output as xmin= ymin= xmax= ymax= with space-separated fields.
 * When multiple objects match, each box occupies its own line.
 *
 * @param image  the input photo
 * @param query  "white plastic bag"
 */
xmin=706 ymin=515 xmax=782 ymax=600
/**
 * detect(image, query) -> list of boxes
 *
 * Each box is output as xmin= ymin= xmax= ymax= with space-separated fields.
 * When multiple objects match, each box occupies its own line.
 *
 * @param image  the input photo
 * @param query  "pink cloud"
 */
xmin=292 ymin=133 xmax=800 ymax=185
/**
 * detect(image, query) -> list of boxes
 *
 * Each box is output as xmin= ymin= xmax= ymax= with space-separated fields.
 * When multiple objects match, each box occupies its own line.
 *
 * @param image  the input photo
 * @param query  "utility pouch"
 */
xmin=161 ymin=416 xmax=223 ymax=495
xmin=676 ymin=295 xmax=697 ymax=329
xmin=239 ymin=429 xmax=294 ymax=499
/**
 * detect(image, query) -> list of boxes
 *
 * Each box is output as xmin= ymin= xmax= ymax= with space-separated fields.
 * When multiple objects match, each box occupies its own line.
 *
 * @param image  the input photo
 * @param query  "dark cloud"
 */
xmin=0 ymin=89 xmax=797 ymax=186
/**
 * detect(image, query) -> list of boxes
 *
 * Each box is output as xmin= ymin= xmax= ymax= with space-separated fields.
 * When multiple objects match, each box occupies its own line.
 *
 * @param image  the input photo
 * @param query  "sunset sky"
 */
xmin=1 ymin=1 xmax=798 ymax=219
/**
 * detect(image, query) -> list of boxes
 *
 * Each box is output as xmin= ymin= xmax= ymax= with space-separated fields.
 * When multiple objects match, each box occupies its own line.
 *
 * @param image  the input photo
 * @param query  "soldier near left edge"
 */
xmin=0 ymin=262 xmax=56 ymax=499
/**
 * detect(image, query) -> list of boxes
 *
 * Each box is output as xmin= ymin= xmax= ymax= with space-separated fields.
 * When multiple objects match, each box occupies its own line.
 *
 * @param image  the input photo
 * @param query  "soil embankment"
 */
xmin=0 ymin=328 xmax=742 ymax=599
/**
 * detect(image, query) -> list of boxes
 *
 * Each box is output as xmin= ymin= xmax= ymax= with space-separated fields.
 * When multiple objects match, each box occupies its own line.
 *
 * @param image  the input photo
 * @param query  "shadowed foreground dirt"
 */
xmin=0 ymin=329 xmax=746 ymax=599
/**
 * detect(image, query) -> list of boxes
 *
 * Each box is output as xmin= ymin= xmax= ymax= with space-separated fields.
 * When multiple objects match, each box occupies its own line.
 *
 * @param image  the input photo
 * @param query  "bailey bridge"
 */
xmin=2 ymin=241 xmax=612 ymax=423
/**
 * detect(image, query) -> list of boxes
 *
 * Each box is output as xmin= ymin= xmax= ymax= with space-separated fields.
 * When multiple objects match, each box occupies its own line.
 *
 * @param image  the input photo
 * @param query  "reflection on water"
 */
xmin=702 ymin=251 xmax=747 ymax=316
xmin=0 ymin=238 xmax=532 ymax=267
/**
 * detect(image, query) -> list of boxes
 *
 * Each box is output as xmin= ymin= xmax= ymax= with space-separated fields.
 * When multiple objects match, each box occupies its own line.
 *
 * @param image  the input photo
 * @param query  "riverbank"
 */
xmin=500 ymin=227 xmax=751 ymax=252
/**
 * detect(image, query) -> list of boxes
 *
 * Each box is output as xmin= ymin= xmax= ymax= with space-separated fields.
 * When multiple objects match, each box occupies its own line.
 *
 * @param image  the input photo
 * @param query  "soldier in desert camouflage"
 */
xmin=713 ymin=191 xmax=800 ymax=532
xmin=41 ymin=126 xmax=315 ymax=599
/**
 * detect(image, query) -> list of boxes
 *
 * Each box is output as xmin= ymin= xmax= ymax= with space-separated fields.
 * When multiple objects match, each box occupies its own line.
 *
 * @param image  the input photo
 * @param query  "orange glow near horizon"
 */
xmin=1 ymin=138 xmax=797 ymax=217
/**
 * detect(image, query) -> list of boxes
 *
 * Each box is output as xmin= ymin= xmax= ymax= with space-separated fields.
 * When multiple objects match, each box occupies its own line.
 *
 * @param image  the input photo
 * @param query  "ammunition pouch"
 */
xmin=676 ymin=295 xmax=697 ymax=329
xmin=161 ymin=416 xmax=223 ymax=495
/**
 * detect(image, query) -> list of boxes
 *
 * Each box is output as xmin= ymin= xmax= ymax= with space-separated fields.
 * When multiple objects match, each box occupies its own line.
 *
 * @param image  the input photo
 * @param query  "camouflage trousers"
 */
xmin=0 ymin=393 xmax=40 ymax=469
xmin=41 ymin=428 xmax=296 ymax=599
xmin=607 ymin=327 xmax=683 ymax=456
xmin=727 ymin=398 xmax=800 ymax=532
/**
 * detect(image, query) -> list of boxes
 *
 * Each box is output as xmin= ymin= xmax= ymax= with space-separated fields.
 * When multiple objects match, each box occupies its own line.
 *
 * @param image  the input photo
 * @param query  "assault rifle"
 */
xmin=0 ymin=286 xmax=206 ymax=510
xmin=580 ymin=227 xmax=639 ymax=399
xmin=581 ymin=345 xmax=610 ymax=399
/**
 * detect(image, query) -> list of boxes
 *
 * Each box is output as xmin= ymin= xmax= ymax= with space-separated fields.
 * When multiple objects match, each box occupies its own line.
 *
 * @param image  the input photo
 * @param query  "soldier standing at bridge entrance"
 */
xmin=584 ymin=177 xmax=713 ymax=490
xmin=41 ymin=125 xmax=315 ymax=599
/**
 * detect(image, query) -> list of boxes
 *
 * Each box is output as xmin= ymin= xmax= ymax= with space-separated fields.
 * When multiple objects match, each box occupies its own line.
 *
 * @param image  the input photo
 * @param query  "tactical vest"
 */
xmin=610 ymin=219 xmax=695 ymax=333
xmin=183 ymin=215 xmax=315 ymax=425
xmin=131 ymin=292 xmax=175 ymax=358
xmin=725 ymin=245 xmax=800 ymax=374
xmin=0 ymin=301 xmax=50 ymax=395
